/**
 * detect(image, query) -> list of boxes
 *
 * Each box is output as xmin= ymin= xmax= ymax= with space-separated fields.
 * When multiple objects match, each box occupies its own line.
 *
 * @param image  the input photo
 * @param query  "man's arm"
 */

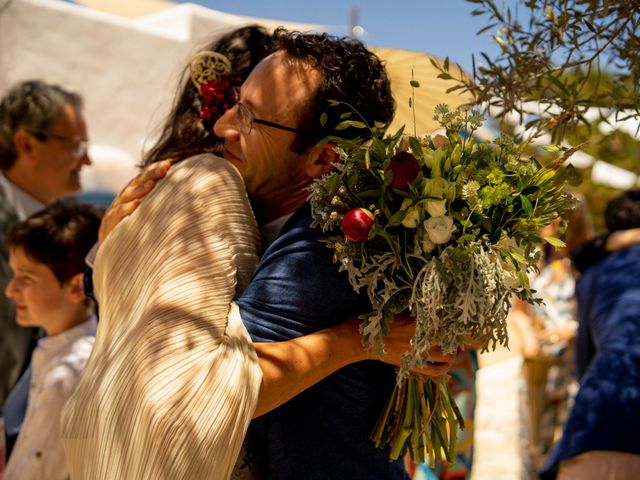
xmin=252 ymin=317 xmax=456 ymax=418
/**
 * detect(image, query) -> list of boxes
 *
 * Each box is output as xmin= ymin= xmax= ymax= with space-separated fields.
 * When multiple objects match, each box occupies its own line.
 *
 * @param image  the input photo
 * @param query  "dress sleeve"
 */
xmin=63 ymin=155 xmax=262 ymax=480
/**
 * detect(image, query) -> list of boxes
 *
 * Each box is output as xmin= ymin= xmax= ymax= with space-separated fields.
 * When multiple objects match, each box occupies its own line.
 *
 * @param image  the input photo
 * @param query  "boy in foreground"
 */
xmin=3 ymin=201 xmax=101 ymax=480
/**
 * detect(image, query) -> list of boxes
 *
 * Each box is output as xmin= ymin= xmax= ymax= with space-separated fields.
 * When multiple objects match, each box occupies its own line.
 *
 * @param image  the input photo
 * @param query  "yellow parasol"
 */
xmin=371 ymin=47 xmax=474 ymax=135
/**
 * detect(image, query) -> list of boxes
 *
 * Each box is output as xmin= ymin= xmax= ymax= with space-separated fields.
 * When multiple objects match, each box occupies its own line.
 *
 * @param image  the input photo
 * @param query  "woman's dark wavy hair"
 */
xmin=605 ymin=189 xmax=640 ymax=231
xmin=142 ymin=25 xmax=276 ymax=166
xmin=271 ymin=28 xmax=396 ymax=153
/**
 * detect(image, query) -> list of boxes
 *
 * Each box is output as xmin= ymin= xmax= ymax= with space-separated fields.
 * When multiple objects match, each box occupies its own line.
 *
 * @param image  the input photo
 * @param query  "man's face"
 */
xmin=213 ymin=51 xmax=321 ymax=210
xmin=29 ymin=104 xmax=91 ymax=203
xmin=5 ymin=247 xmax=73 ymax=336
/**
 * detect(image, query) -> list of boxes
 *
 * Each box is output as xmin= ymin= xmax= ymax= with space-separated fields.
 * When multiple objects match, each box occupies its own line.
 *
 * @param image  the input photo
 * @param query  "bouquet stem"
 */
xmin=371 ymin=375 xmax=464 ymax=466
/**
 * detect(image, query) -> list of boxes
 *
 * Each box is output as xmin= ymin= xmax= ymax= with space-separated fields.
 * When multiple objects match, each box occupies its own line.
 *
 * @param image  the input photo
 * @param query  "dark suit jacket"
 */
xmin=237 ymin=205 xmax=408 ymax=480
xmin=0 ymin=185 xmax=31 ymax=405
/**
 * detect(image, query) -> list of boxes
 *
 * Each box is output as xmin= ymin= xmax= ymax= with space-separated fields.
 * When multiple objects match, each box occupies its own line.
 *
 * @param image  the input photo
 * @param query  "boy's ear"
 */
xmin=66 ymin=272 xmax=86 ymax=303
xmin=304 ymin=143 xmax=338 ymax=179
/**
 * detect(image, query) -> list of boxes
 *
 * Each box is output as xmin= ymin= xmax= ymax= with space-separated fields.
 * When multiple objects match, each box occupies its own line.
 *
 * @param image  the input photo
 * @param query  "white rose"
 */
xmin=421 ymin=236 xmax=437 ymax=253
xmin=424 ymin=215 xmax=456 ymax=244
xmin=425 ymin=199 xmax=447 ymax=217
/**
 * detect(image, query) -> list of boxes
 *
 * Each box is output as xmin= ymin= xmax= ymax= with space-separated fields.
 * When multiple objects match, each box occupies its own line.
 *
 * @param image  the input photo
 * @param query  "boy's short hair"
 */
xmin=6 ymin=200 xmax=103 ymax=285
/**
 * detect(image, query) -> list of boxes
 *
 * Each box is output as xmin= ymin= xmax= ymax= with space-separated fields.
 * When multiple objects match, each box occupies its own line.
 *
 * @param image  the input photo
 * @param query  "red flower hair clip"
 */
xmin=189 ymin=51 xmax=238 ymax=128
xmin=199 ymin=76 xmax=239 ymax=123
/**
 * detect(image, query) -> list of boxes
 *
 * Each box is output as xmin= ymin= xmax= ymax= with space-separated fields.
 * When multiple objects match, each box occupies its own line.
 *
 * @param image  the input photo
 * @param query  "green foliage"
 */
xmin=308 ymin=104 xmax=577 ymax=463
xmin=436 ymin=0 xmax=640 ymax=143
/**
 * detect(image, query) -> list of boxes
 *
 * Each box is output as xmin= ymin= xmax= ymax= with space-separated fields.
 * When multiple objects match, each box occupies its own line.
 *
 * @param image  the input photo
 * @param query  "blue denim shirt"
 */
xmin=238 ymin=205 xmax=408 ymax=480
xmin=540 ymin=245 xmax=640 ymax=479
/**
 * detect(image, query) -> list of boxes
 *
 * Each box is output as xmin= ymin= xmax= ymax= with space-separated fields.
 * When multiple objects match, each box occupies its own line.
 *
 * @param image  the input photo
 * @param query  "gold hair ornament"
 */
xmin=189 ymin=51 xmax=232 ymax=90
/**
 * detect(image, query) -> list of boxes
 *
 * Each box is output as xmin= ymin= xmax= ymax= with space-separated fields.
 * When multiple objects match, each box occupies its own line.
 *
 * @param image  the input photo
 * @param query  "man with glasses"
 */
xmin=101 ymin=30 xmax=451 ymax=479
xmin=0 ymin=80 xmax=91 ymax=423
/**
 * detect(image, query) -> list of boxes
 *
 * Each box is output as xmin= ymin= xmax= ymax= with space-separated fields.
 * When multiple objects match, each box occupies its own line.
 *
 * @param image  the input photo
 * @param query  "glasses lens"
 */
xmin=73 ymin=141 xmax=88 ymax=159
xmin=237 ymin=103 xmax=253 ymax=135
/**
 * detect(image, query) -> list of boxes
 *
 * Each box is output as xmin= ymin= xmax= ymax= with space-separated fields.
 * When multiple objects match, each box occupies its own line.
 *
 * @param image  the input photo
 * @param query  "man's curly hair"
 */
xmin=272 ymin=28 xmax=396 ymax=152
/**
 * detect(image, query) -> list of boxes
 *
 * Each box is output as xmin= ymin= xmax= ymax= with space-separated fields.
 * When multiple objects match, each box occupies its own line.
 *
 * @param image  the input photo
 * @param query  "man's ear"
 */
xmin=13 ymin=130 xmax=36 ymax=160
xmin=305 ymin=143 xmax=338 ymax=179
xmin=66 ymin=272 xmax=86 ymax=304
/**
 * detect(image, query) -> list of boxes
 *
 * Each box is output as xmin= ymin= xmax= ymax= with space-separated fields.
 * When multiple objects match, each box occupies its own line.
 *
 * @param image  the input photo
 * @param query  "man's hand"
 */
xmin=98 ymin=160 xmax=171 ymax=244
xmin=377 ymin=316 xmax=457 ymax=377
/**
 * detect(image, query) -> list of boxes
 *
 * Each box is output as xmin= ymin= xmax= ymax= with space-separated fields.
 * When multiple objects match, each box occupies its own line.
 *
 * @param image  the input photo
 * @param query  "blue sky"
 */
xmin=175 ymin=0 xmax=519 ymax=72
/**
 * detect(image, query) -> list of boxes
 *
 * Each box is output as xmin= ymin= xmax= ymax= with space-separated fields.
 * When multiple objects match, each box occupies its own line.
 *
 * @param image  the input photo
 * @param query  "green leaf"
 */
xmin=320 ymin=112 xmax=328 ymax=127
xmin=519 ymin=195 xmax=533 ymax=215
xmin=339 ymin=112 xmax=353 ymax=119
xmin=543 ymin=236 xmax=566 ymax=248
xmin=335 ymin=120 xmax=367 ymax=131
xmin=386 ymin=209 xmax=407 ymax=227
xmin=408 ymin=137 xmax=424 ymax=158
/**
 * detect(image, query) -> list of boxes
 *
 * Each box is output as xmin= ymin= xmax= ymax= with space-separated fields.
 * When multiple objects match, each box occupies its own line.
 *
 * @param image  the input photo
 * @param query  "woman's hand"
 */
xmin=98 ymin=160 xmax=172 ymax=244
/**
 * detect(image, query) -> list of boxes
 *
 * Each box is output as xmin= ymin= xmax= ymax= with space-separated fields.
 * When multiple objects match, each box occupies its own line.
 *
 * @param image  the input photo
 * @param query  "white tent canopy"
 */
xmin=0 ymin=0 xmax=331 ymax=194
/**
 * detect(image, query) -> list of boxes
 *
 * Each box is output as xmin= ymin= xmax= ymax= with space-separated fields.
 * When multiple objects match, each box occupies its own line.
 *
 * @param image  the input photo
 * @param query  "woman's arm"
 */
xmin=252 ymin=317 xmax=456 ymax=418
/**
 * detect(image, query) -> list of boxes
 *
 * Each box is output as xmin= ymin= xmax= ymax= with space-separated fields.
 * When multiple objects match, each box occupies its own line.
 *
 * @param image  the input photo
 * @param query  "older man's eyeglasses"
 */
xmin=27 ymin=130 xmax=89 ymax=159
xmin=233 ymin=88 xmax=303 ymax=135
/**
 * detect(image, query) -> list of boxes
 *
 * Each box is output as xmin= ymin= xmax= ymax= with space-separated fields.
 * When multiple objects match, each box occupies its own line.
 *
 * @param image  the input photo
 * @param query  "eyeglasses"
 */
xmin=233 ymin=87 xmax=303 ymax=135
xmin=27 ymin=130 xmax=89 ymax=158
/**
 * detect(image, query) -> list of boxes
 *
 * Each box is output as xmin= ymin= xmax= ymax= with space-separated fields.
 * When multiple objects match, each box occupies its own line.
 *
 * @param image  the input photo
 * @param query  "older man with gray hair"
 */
xmin=0 ymin=79 xmax=91 ymax=405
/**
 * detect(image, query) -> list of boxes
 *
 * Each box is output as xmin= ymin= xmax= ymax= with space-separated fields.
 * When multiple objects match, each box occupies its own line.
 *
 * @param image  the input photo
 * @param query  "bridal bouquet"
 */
xmin=308 ymin=104 xmax=577 ymax=465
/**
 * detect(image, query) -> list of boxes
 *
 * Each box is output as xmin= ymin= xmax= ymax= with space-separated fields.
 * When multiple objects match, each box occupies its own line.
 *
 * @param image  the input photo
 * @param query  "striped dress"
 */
xmin=61 ymin=154 xmax=262 ymax=479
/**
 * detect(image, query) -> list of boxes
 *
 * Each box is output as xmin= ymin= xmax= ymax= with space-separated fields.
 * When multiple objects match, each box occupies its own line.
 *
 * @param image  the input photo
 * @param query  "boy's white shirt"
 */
xmin=4 ymin=315 xmax=97 ymax=480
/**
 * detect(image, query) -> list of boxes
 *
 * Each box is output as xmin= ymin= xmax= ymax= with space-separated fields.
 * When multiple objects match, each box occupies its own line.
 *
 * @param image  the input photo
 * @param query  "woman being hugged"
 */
xmin=62 ymin=26 xmax=452 ymax=480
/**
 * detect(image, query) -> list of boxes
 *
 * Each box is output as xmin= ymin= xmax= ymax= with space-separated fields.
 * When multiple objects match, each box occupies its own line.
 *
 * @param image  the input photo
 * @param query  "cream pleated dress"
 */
xmin=62 ymin=154 xmax=263 ymax=480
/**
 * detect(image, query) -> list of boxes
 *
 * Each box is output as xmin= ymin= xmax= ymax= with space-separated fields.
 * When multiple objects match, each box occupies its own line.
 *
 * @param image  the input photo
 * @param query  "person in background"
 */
xmin=0 ymin=80 xmax=91 ymax=457
xmin=510 ymin=193 xmax=594 ymax=475
xmin=540 ymin=188 xmax=640 ymax=479
xmin=3 ymin=200 xmax=101 ymax=480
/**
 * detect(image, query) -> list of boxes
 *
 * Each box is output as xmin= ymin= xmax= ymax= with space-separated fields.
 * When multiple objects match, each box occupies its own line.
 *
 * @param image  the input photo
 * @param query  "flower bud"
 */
xmin=386 ymin=151 xmax=421 ymax=190
xmin=342 ymin=208 xmax=375 ymax=242
xmin=425 ymin=199 xmax=447 ymax=217
xmin=431 ymin=134 xmax=451 ymax=149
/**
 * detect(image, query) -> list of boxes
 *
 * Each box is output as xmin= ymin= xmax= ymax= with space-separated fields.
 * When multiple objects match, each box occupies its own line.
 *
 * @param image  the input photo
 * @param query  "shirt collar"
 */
xmin=0 ymin=172 xmax=45 ymax=220
xmin=38 ymin=315 xmax=97 ymax=354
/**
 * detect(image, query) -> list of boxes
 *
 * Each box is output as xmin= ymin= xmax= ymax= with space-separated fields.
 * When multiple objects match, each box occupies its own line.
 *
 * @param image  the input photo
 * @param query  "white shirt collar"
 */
xmin=0 ymin=172 xmax=45 ymax=220
xmin=37 ymin=315 xmax=98 ymax=355
xmin=259 ymin=213 xmax=294 ymax=248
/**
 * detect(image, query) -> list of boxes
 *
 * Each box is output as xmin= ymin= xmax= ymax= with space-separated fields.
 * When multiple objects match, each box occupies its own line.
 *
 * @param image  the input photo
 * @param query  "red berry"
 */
xmin=342 ymin=208 xmax=375 ymax=242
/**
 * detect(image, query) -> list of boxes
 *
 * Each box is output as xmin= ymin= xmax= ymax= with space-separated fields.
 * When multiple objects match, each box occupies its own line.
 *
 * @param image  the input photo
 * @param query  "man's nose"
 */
xmin=81 ymin=152 xmax=92 ymax=166
xmin=213 ymin=106 xmax=241 ymax=142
